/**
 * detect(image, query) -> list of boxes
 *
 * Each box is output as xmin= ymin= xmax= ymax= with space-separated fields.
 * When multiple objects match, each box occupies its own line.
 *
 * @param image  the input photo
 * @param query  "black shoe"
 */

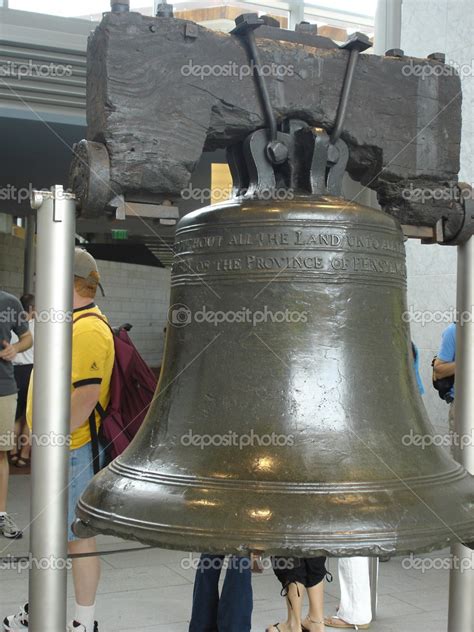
xmin=67 ymin=621 xmax=99 ymax=632
xmin=3 ymin=603 xmax=29 ymax=630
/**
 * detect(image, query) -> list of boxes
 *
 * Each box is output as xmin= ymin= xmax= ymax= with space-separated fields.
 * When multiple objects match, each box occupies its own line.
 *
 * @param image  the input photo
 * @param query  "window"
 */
xmin=5 ymin=0 xmax=373 ymax=35
xmin=170 ymin=0 xmax=289 ymax=32
xmin=7 ymin=1 xmax=153 ymax=19
xmin=305 ymin=0 xmax=376 ymax=17
xmin=303 ymin=0 xmax=375 ymax=40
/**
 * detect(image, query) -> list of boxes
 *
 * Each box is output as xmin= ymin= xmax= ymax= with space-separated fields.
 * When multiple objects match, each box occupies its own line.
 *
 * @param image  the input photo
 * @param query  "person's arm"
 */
xmin=0 ymin=331 xmax=33 ymax=362
xmin=70 ymin=384 xmax=101 ymax=433
xmin=434 ymin=358 xmax=455 ymax=380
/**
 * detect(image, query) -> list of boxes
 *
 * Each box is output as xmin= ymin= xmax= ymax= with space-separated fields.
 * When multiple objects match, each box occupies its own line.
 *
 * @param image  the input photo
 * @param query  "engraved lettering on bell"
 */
xmin=74 ymin=196 xmax=474 ymax=558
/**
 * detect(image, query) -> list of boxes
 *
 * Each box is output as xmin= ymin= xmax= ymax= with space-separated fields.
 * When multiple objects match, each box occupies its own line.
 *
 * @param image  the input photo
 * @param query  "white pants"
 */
xmin=337 ymin=557 xmax=372 ymax=626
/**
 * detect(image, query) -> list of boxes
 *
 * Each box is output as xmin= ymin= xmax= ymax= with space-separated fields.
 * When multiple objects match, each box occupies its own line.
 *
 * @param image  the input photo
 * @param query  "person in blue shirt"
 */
xmin=434 ymin=323 xmax=456 ymax=441
xmin=434 ymin=323 xmax=456 ymax=399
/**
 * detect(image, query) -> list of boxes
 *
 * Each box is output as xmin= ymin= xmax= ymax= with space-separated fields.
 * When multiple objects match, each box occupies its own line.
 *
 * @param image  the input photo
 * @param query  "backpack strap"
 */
xmin=75 ymin=312 xmax=113 ymax=473
xmin=74 ymin=311 xmax=113 ymax=331
xmin=95 ymin=402 xmax=107 ymax=420
xmin=88 ymin=413 xmax=101 ymax=475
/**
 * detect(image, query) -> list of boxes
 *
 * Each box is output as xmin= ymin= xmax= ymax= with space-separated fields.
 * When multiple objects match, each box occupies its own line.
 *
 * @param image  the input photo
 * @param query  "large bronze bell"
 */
xmin=74 ymin=195 xmax=474 ymax=556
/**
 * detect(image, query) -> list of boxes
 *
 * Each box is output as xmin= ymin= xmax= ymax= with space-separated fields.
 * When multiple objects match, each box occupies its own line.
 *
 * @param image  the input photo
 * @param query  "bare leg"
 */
xmin=0 ymin=451 xmax=9 ymax=512
xmin=303 ymin=582 xmax=324 ymax=632
xmin=10 ymin=418 xmax=22 ymax=457
xmin=69 ymin=537 xmax=101 ymax=606
xmin=19 ymin=421 xmax=31 ymax=460
xmin=267 ymin=582 xmax=304 ymax=632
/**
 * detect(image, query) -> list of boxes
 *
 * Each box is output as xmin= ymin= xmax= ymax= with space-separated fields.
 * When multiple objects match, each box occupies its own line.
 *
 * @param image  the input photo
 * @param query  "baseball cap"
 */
xmin=74 ymin=248 xmax=105 ymax=296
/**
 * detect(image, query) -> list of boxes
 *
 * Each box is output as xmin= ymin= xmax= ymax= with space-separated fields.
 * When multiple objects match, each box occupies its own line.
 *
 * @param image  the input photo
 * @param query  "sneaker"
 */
xmin=67 ymin=621 xmax=99 ymax=632
xmin=3 ymin=603 xmax=28 ymax=631
xmin=0 ymin=514 xmax=23 ymax=539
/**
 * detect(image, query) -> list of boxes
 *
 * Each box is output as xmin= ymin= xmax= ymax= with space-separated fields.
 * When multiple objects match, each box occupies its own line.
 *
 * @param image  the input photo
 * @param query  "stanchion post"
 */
xmin=448 ymin=235 xmax=474 ymax=632
xmin=28 ymin=185 xmax=76 ymax=632
xmin=23 ymin=214 xmax=36 ymax=295
xmin=369 ymin=557 xmax=379 ymax=621
xmin=373 ymin=0 xmax=403 ymax=55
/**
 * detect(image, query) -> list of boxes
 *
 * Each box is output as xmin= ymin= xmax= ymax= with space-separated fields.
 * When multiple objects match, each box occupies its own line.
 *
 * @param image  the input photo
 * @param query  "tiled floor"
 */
xmin=1 ymin=475 xmax=453 ymax=631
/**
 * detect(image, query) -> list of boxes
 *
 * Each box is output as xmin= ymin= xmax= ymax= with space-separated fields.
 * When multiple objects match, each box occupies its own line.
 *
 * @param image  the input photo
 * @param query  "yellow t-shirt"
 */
xmin=27 ymin=304 xmax=115 ymax=450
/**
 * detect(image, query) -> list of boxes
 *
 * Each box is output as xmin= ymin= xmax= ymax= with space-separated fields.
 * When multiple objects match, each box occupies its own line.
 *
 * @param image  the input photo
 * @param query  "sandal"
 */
xmin=324 ymin=615 xmax=370 ymax=629
xmin=9 ymin=453 xmax=19 ymax=465
xmin=16 ymin=457 xmax=30 ymax=468
xmin=302 ymin=616 xmax=324 ymax=631
xmin=266 ymin=625 xmax=282 ymax=632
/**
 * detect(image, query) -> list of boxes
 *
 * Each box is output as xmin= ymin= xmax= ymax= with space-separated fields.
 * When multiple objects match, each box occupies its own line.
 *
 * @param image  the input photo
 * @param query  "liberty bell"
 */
xmin=73 ymin=120 xmax=474 ymax=558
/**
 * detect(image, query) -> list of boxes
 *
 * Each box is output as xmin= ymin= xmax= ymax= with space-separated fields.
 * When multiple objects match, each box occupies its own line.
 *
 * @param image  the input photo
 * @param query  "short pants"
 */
xmin=272 ymin=556 xmax=329 ymax=590
xmin=0 ymin=393 xmax=18 ymax=451
xmin=13 ymin=364 xmax=33 ymax=420
xmin=68 ymin=442 xmax=103 ymax=541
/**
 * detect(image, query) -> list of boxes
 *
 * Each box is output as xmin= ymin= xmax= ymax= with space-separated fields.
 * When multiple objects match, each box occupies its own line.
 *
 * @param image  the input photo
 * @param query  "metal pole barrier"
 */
xmin=28 ymin=186 xmax=76 ymax=632
xmin=289 ymin=0 xmax=305 ymax=30
xmin=369 ymin=557 xmax=379 ymax=620
xmin=23 ymin=214 xmax=36 ymax=295
xmin=373 ymin=0 xmax=403 ymax=55
xmin=364 ymin=4 xmax=405 ymax=616
xmin=448 ymin=235 xmax=474 ymax=632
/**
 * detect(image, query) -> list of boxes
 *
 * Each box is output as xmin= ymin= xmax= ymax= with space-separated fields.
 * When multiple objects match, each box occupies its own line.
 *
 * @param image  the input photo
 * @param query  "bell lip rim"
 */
xmin=72 ymin=506 xmax=474 ymax=558
xmin=76 ymin=495 xmax=474 ymax=537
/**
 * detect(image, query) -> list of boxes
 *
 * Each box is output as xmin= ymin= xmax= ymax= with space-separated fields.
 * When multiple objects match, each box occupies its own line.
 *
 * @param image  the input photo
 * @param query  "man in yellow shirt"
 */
xmin=4 ymin=249 xmax=115 ymax=632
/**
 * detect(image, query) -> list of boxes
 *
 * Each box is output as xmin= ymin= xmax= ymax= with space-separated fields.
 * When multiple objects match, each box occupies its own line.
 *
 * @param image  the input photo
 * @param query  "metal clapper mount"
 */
xmin=229 ymin=14 xmax=372 ymax=200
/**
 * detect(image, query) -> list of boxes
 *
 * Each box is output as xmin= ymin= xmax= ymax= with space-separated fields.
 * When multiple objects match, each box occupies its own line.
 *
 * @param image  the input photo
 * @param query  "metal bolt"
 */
xmin=110 ymin=1 xmax=130 ymax=13
xmin=266 ymin=141 xmax=288 ymax=165
xmin=232 ymin=13 xmax=263 ymax=34
xmin=296 ymin=22 xmax=318 ymax=35
xmin=260 ymin=15 xmax=280 ymax=28
xmin=341 ymin=32 xmax=372 ymax=53
xmin=185 ymin=23 xmax=198 ymax=39
xmin=428 ymin=52 xmax=446 ymax=63
xmin=385 ymin=48 xmax=404 ymax=58
xmin=156 ymin=1 xmax=174 ymax=17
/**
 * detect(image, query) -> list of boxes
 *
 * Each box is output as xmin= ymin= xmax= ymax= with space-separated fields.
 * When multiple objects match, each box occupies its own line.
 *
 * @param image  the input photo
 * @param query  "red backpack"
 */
xmin=75 ymin=314 xmax=158 ymax=472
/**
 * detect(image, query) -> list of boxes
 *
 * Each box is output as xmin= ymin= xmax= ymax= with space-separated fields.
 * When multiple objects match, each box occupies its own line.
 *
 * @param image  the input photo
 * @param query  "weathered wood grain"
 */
xmin=84 ymin=11 xmax=465 ymax=231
